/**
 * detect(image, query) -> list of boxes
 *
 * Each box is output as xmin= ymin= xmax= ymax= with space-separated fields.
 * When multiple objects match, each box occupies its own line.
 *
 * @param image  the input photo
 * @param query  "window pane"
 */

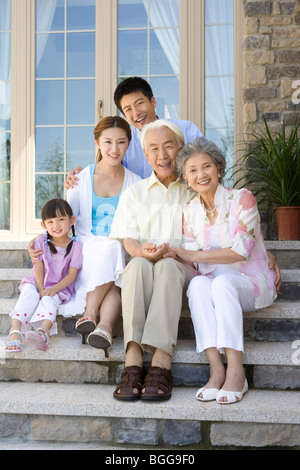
xmin=150 ymin=29 xmax=179 ymax=75
xmin=0 ymin=0 xmax=11 ymax=30
xmin=205 ymin=0 xmax=233 ymax=24
xmin=35 ymin=174 xmax=64 ymax=218
xmin=118 ymin=0 xmax=147 ymax=28
xmin=149 ymin=0 xmax=179 ymax=27
xmin=66 ymin=79 xmax=95 ymax=125
xmin=36 ymin=0 xmax=65 ymax=32
xmin=36 ymin=80 xmax=64 ymax=125
xmin=36 ymin=33 xmax=64 ymax=78
xmin=0 ymin=182 xmax=10 ymax=230
xmin=150 ymin=76 xmax=179 ymax=119
xmin=0 ymin=33 xmax=11 ymax=81
xmin=67 ymin=0 xmax=95 ymax=30
xmin=67 ymin=32 xmax=95 ymax=77
xmin=66 ymin=126 xmax=95 ymax=170
xmin=35 ymin=127 xmax=64 ymax=172
xmin=0 ymin=82 xmax=11 ymax=130
xmin=205 ymin=25 xmax=233 ymax=76
xmin=118 ymin=30 xmax=147 ymax=76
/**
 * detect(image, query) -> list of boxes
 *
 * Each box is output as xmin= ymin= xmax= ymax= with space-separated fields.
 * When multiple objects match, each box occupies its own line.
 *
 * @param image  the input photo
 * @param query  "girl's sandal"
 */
xmin=5 ymin=330 xmax=23 ymax=353
xmin=141 ymin=366 xmax=173 ymax=401
xmin=113 ymin=365 xmax=145 ymax=401
xmin=25 ymin=328 xmax=49 ymax=351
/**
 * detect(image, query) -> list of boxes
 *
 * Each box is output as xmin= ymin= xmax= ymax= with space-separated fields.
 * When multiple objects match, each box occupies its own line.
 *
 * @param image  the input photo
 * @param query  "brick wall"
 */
xmin=243 ymin=0 xmax=300 ymax=138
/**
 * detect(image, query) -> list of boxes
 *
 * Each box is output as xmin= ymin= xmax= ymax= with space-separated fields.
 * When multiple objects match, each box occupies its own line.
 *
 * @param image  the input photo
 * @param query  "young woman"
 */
xmin=66 ymin=116 xmax=140 ymax=356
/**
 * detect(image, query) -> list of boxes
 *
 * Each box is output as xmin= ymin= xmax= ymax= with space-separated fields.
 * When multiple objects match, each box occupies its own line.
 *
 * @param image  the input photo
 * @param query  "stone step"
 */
xmin=0 ymin=298 xmax=299 ymax=342
xmin=1 ymin=240 xmax=300 ymax=267
xmin=1 ymin=336 xmax=299 ymax=390
xmin=0 ymin=381 xmax=299 ymax=449
xmin=1 ymin=268 xmax=300 ymax=302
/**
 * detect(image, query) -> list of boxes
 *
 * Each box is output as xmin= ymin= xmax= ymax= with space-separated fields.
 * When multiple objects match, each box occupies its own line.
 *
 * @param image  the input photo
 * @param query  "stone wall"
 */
xmin=243 ymin=0 xmax=300 ymax=137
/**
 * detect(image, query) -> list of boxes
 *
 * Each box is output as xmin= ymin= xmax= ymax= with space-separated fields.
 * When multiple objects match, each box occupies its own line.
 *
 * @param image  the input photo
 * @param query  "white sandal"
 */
xmin=25 ymin=328 xmax=50 ymax=351
xmin=5 ymin=330 xmax=23 ymax=353
xmin=216 ymin=379 xmax=248 ymax=405
xmin=196 ymin=387 xmax=219 ymax=402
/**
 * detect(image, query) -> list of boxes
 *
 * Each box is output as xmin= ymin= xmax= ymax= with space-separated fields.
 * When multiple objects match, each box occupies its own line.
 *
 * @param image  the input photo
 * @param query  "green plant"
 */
xmin=233 ymin=116 xmax=300 ymax=210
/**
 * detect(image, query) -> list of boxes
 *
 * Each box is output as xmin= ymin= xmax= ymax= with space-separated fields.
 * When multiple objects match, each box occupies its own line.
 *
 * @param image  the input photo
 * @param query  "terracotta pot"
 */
xmin=275 ymin=206 xmax=300 ymax=240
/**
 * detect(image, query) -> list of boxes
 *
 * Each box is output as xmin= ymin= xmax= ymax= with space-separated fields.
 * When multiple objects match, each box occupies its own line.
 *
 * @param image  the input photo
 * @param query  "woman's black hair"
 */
xmin=41 ymin=198 xmax=76 ymax=257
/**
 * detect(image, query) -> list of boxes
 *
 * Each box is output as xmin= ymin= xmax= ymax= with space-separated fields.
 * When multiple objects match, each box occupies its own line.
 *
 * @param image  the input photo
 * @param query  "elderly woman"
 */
xmin=175 ymin=139 xmax=277 ymax=404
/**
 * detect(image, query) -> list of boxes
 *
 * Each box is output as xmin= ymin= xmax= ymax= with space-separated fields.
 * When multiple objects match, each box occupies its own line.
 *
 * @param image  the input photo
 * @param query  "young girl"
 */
xmin=6 ymin=199 xmax=83 ymax=353
xmin=66 ymin=116 xmax=140 ymax=356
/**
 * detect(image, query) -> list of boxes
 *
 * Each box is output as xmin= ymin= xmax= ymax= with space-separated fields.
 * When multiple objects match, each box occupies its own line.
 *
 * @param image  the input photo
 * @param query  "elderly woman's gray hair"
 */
xmin=176 ymin=138 xmax=226 ymax=184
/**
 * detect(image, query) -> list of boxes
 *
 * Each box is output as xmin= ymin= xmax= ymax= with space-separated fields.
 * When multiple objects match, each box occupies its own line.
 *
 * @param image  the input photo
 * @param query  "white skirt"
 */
xmin=59 ymin=236 xmax=125 ymax=317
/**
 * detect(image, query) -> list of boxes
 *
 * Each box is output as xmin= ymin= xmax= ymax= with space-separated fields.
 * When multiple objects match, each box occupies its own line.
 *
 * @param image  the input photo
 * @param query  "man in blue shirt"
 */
xmin=113 ymin=77 xmax=205 ymax=178
xmin=66 ymin=77 xmax=205 ymax=184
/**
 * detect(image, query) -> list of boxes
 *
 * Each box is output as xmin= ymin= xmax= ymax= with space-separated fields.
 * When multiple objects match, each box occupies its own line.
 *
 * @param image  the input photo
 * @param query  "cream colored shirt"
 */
xmin=110 ymin=171 xmax=192 ymax=246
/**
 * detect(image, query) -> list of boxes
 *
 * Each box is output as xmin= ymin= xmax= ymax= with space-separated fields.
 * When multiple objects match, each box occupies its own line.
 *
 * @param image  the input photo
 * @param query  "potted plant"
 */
xmin=233 ymin=116 xmax=300 ymax=240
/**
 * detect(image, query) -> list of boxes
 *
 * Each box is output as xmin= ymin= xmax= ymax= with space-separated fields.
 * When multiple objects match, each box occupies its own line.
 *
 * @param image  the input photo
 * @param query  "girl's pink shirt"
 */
xmin=20 ymin=234 xmax=83 ymax=303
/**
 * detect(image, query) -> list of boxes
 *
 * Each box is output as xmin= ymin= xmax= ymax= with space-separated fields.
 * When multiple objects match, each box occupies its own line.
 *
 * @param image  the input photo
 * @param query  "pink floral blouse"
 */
xmin=182 ymin=184 xmax=277 ymax=309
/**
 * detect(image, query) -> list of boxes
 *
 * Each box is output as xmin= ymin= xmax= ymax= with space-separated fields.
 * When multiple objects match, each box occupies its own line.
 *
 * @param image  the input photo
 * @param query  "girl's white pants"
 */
xmin=10 ymin=284 xmax=61 ymax=335
xmin=187 ymin=273 xmax=255 ymax=354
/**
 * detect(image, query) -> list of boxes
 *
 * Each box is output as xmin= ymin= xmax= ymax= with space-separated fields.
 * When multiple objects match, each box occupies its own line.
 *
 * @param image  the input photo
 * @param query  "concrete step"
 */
xmin=1 ymin=336 xmax=299 ymax=390
xmin=0 ymin=381 xmax=299 ymax=449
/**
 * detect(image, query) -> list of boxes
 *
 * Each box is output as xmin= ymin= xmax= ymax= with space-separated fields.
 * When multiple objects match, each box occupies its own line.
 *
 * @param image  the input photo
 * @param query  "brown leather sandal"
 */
xmin=141 ymin=366 xmax=173 ymax=401
xmin=113 ymin=365 xmax=145 ymax=401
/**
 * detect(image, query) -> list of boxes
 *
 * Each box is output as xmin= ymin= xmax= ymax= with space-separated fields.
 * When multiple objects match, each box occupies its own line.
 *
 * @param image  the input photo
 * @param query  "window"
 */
xmin=118 ymin=0 xmax=180 ymax=119
xmin=34 ymin=0 xmax=96 ymax=217
xmin=0 ymin=0 xmax=11 ymax=230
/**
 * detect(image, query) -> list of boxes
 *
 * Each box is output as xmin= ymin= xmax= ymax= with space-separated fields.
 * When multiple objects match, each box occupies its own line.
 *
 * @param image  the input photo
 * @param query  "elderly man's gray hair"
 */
xmin=140 ymin=119 xmax=185 ymax=152
xmin=176 ymin=138 xmax=226 ymax=184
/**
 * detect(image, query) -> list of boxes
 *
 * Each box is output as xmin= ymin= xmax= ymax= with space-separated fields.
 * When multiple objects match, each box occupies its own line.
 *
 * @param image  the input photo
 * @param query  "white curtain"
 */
xmin=36 ymin=0 xmax=58 ymax=66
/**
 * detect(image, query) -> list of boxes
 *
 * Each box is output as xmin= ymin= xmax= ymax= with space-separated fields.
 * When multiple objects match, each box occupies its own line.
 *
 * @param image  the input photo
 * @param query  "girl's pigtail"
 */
xmin=45 ymin=231 xmax=57 ymax=255
xmin=65 ymin=225 xmax=77 ymax=257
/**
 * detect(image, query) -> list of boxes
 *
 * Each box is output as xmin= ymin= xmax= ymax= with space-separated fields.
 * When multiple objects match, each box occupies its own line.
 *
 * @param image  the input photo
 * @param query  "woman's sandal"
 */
xmin=113 ymin=365 xmax=145 ymax=401
xmin=216 ymin=379 xmax=248 ymax=405
xmin=87 ymin=328 xmax=112 ymax=358
xmin=75 ymin=317 xmax=96 ymax=344
xmin=5 ymin=330 xmax=23 ymax=353
xmin=141 ymin=366 xmax=173 ymax=401
xmin=196 ymin=387 xmax=219 ymax=402
xmin=25 ymin=328 xmax=49 ymax=351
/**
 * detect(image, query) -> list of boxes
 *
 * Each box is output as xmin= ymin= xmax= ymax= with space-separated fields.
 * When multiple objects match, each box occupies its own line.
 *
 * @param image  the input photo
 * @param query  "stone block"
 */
xmin=163 ymin=420 xmax=201 ymax=446
xmin=117 ymin=418 xmax=158 ymax=445
xmin=244 ymin=65 xmax=267 ymax=86
xmin=0 ymin=414 xmax=29 ymax=439
xmin=32 ymin=416 xmax=113 ymax=442
xmin=278 ymin=50 xmax=300 ymax=64
xmin=244 ymin=51 xmax=275 ymax=66
xmin=253 ymin=366 xmax=300 ymax=390
xmin=211 ymin=422 xmax=300 ymax=447
xmin=243 ymin=35 xmax=270 ymax=50
xmin=244 ymin=87 xmax=277 ymax=101
xmin=267 ymin=65 xmax=300 ymax=79
xmin=244 ymin=2 xmax=272 ymax=17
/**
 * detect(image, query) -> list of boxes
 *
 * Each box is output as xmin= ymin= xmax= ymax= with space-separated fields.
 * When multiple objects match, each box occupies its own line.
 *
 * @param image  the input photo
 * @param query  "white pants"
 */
xmin=187 ymin=274 xmax=255 ymax=354
xmin=10 ymin=283 xmax=61 ymax=335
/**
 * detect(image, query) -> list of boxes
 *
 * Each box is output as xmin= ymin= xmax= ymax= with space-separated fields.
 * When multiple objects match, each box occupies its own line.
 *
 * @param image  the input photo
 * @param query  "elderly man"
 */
xmin=109 ymin=120 xmax=197 ymax=401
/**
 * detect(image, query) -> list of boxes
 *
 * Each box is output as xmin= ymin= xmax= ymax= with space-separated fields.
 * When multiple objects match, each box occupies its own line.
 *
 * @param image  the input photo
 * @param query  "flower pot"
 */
xmin=275 ymin=206 xmax=300 ymax=240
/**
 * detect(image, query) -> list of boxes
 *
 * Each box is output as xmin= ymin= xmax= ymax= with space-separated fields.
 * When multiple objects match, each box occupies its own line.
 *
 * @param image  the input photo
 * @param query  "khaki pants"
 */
xmin=121 ymin=257 xmax=195 ymax=356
